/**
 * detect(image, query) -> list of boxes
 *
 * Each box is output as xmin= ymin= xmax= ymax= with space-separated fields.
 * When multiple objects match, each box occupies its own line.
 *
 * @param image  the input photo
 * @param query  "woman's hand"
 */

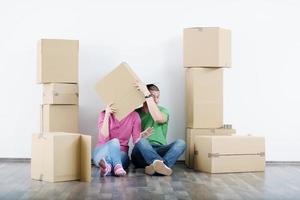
xmin=141 ymin=127 xmax=153 ymax=138
xmin=105 ymin=103 xmax=117 ymax=115
xmin=134 ymin=80 xmax=150 ymax=96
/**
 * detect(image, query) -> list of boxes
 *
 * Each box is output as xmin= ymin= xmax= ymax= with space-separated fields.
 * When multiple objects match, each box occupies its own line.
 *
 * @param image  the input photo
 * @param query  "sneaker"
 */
xmin=145 ymin=164 xmax=155 ymax=175
xmin=153 ymin=160 xmax=172 ymax=176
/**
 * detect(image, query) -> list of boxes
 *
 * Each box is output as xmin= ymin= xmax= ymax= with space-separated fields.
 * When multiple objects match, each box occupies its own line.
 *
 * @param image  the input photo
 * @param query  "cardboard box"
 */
xmin=185 ymin=128 xmax=236 ymax=168
xmin=43 ymin=83 xmax=78 ymax=105
xmin=95 ymin=62 xmax=145 ymax=120
xmin=41 ymin=105 xmax=79 ymax=133
xmin=37 ymin=39 xmax=79 ymax=83
xmin=183 ymin=27 xmax=231 ymax=67
xmin=194 ymin=136 xmax=265 ymax=173
xmin=31 ymin=132 xmax=91 ymax=182
xmin=186 ymin=68 xmax=223 ymax=128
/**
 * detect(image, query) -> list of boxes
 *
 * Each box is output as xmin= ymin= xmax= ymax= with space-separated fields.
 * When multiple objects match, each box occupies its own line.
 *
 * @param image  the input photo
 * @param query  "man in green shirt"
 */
xmin=131 ymin=82 xmax=186 ymax=176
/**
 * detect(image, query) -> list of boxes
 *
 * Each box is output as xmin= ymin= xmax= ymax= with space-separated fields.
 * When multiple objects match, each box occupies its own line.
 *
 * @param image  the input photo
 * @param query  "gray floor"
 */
xmin=0 ymin=161 xmax=300 ymax=200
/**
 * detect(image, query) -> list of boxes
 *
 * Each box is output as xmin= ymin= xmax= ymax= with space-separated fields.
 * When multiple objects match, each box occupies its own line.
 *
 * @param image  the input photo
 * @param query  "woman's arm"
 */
xmin=100 ymin=103 xmax=116 ymax=138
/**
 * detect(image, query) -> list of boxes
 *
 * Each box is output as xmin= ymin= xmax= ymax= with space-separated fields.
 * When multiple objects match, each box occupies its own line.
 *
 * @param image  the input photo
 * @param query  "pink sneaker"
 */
xmin=114 ymin=164 xmax=126 ymax=177
xmin=99 ymin=158 xmax=111 ymax=177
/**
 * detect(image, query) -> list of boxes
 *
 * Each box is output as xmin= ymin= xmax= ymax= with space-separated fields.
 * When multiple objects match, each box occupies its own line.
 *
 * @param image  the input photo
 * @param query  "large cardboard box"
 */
xmin=183 ymin=27 xmax=231 ymax=67
xmin=95 ymin=62 xmax=145 ymax=120
xmin=41 ymin=105 xmax=79 ymax=133
xmin=185 ymin=128 xmax=236 ymax=168
xmin=37 ymin=39 xmax=79 ymax=83
xmin=31 ymin=132 xmax=91 ymax=182
xmin=186 ymin=68 xmax=223 ymax=128
xmin=43 ymin=83 xmax=78 ymax=105
xmin=194 ymin=136 xmax=265 ymax=173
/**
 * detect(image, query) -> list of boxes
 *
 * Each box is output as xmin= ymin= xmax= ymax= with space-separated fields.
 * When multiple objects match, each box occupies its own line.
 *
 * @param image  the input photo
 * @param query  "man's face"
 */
xmin=149 ymin=90 xmax=160 ymax=104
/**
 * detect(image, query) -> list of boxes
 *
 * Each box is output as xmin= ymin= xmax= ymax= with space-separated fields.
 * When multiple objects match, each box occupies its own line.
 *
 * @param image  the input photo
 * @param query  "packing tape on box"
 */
xmin=208 ymin=152 xmax=265 ymax=158
xmin=52 ymin=91 xmax=79 ymax=97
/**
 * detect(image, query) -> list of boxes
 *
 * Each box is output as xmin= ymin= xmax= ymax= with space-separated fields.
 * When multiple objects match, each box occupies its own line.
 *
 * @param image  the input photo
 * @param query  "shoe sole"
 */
xmin=145 ymin=165 xmax=155 ymax=175
xmin=153 ymin=161 xmax=172 ymax=176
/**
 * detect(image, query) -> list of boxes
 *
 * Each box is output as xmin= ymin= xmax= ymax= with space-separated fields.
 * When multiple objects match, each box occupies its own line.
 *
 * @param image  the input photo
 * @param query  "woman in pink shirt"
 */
xmin=93 ymin=103 xmax=152 ymax=177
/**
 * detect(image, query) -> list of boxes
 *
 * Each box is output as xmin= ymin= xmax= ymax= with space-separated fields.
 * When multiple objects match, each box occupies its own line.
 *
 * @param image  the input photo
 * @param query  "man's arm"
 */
xmin=135 ymin=81 xmax=167 ymax=124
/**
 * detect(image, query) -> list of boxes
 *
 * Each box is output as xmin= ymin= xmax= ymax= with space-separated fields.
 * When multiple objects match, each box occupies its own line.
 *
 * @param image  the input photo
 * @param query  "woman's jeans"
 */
xmin=93 ymin=138 xmax=130 ymax=174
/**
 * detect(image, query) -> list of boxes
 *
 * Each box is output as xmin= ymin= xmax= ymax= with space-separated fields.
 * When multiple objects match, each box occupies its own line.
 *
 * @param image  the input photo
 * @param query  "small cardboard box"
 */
xmin=183 ymin=27 xmax=231 ymax=67
xmin=95 ymin=62 xmax=145 ymax=120
xmin=40 ymin=105 xmax=79 ymax=133
xmin=194 ymin=135 xmax=265 ymax=173
xmin=43 ymin=83 xmax=78 ymax=105
xmin=185 ymin=127 xmax=236 ymax=168
xmin=31 ymin=132 xmax=91 ymax=182
xmin=186 ymin=68 xmax=223 ymax=128
xmin=37 ymin=39 xmax=79 ymax=83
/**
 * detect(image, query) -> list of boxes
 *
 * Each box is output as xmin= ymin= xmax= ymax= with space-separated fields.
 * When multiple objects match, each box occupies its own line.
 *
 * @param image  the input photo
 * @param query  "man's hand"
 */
xmin=134 ymin=80 xmax=150 ymax=96
xmin=141 ymin=127 xmax=153 ymax=138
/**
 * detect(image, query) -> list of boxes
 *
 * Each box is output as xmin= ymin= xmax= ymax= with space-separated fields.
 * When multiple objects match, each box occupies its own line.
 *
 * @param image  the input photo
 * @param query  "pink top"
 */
xmin=96 ymin=111 xmax=141 ymax=153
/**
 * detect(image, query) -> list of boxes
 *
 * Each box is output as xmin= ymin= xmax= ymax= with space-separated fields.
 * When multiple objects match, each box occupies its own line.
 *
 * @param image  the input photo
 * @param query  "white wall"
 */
xmin=0 ymin=0 xmax=299 ymax=161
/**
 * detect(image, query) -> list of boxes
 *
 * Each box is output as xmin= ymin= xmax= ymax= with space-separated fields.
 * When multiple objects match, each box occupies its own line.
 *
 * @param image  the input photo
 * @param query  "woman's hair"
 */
xmin=146 ymin=84 xmax=160 ymax=91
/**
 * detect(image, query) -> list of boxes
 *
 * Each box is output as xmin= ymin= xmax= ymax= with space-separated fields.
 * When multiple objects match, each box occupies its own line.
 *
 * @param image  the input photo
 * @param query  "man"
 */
xmin=132 ymin=81 xmax=186 ymax=176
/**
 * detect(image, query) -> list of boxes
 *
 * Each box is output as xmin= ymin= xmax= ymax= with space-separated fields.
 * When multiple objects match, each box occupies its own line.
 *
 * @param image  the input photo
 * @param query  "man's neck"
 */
xmin=142 ymin=104 xmax=149 ymax=113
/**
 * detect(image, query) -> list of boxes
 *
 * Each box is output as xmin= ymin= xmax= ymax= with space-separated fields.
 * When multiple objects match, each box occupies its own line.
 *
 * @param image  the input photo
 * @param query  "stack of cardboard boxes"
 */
xmin=184 ymin=27 xmax=265 ymax=173
xmin=31 ymin=39 xmax=91 ymax=182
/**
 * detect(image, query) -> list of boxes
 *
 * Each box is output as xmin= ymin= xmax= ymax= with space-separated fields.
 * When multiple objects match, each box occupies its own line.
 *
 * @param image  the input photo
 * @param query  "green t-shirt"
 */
xmin=137 ymin=106 xmax=169 ymax=145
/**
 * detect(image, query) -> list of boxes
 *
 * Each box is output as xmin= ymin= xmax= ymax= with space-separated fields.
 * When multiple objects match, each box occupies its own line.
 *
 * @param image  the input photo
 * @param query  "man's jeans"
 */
xmin=131 ymin=138 xmax=186 ymax=168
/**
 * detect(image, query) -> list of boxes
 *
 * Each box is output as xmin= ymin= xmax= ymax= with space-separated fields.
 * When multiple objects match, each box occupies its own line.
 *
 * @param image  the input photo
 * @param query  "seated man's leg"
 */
xmin=120 ymin=151 xmax=130 ymax=170
xmin=132 ymin=138 xmax=172 ymax=176
xmin=131 ymin=144 xmax=148 ymax=168
xmin=133 ymin=138 xmax=164 ymax=165
xmin=155 ymin=139 xmax=186 ymax=168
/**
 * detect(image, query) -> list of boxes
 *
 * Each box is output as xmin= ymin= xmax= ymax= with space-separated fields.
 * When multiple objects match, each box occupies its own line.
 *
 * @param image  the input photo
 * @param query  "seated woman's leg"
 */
xmin=92 ymin=142 xmax=112 ymax=176
xmin=107 ymin=138 xmax=126 ymax=176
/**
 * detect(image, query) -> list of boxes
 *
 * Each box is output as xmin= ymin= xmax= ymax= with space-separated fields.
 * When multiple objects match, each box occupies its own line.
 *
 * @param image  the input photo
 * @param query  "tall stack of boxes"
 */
xmin=38 ymin=39 xmax=79 ymax=133
xmin=31 ymin=39 xmax=91 ymax=182
xmin=184 ymin=27 xmax=265 ymax=173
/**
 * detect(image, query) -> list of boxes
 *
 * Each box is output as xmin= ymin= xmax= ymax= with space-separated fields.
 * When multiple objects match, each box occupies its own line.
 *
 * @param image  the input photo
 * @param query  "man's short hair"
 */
xmin=146 ymin=84 xmax=160 ymax=91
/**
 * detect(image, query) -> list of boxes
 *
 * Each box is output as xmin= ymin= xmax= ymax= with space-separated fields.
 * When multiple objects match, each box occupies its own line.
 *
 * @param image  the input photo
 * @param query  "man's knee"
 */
xmin=136 ymin=138 xmax=149 ymax=147
xmin=174 ymin=139 xmax=186 ymax=150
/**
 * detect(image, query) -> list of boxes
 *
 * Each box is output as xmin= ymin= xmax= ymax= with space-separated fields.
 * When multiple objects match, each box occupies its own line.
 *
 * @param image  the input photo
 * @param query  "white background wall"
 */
xmin=0 ymin=0 xmax=299 ymax=161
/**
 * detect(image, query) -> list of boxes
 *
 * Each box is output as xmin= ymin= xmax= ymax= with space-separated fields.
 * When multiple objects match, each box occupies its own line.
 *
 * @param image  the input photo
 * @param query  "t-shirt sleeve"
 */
xmin=132 ymin=112 xmax=142 ymax=144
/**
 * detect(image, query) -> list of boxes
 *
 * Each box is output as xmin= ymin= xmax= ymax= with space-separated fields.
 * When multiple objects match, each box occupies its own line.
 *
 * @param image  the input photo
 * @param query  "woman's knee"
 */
xmin=108 ymin=138 xmax=120 ymax=147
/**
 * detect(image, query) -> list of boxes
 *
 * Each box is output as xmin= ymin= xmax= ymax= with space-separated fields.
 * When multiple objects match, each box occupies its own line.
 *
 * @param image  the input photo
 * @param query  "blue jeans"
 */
xmin=131 ymin=138 xmax=186 ymax=168
xmin=93 ymin=138 xmax=130 ymax=172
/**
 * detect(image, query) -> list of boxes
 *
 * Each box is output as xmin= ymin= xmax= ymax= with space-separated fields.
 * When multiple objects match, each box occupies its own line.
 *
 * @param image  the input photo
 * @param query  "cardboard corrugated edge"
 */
xmin=40 ymin=105 xmax=43 ymax=132
xmin=37 ymin=40 xmax=42 ymax=83
xmin=80 ymin=134 xmax=91 ymax=182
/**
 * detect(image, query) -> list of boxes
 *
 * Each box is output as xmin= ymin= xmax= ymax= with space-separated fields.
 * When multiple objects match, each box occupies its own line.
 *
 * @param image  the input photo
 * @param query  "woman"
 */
xmin=93 ymin=103 xmax=152 ymax=177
